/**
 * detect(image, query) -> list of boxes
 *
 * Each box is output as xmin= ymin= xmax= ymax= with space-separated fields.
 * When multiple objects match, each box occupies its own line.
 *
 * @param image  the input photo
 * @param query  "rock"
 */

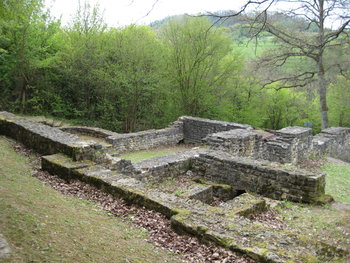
xmin=212 ymin=252 xmax=220 ymax=259
xmin=185 ymin=170 xmax=193 ymax=176
xmin=279 ymin=239 xmax=289 ymax=245
xmin=0 ymin=234 xmax=11 ymax=259
xmin=266 ymin=252 xmax=282 ymax=262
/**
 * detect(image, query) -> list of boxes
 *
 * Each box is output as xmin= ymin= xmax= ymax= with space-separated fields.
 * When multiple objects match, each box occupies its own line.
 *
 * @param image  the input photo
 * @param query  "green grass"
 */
xmin=277 ymin=201 xmax=350 ymax=253
xmin=322 ymin=162 xmax=350 ymax=204
xmin=276 ymin=160 xmax=350 ymax=254
xmin=0 ymin=136 xmax=180 ymax=263
xmin=120 ymin=145 xmax=191 ymax=162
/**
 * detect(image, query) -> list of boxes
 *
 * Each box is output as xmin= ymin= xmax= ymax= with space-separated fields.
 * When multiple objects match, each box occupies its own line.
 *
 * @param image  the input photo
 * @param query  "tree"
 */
xmin=210 ymin=0 xmax=350 ymax=129
xmin=59 ymin=1 xmax=107 ymax=120
xmin=328 ymin=74 xmax=350 ymax=127
xmin=0 ymin=0 xmax=58 ymax=113
xmin=160 ymin=16 xmax=243 ymax=117
xmin=104 ymin=25 xmax=165 ymax=132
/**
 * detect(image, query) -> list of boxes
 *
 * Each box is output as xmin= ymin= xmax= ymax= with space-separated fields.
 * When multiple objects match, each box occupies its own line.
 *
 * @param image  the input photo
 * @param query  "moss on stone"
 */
xmin=203 ymin=230 xmax=233 ymax=248
xmin=312 ymin=194 xmax=334 ymax=205
xmin=172 ymin=208 xmax=191 ymax=220
xmin=300 ymin=254 xmax=318 ymax=263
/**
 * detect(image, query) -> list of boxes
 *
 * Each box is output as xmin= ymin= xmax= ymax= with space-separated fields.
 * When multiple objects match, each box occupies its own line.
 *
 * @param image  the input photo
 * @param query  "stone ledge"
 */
xmin=0 ymin=112 xmax=97 ymax=161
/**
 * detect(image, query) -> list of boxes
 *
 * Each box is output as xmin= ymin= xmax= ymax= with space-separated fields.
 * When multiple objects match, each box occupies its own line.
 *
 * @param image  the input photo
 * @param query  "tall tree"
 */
xmin=210 ymin=0 xmax=350 ymax=129
xmin=105 ymin=25 xmax=165 ymax=132
xmin=0 ymin=0 xmax=57 ymax=113
xmin=161 ymin=16 xmax=242 ymax=117
xmin=60 ymin=1 xmax=107 ymax=119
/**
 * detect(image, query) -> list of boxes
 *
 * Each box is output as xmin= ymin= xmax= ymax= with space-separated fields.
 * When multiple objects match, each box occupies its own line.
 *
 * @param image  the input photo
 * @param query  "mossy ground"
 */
xmin=0 ymin=136 xmax=180 ymax=263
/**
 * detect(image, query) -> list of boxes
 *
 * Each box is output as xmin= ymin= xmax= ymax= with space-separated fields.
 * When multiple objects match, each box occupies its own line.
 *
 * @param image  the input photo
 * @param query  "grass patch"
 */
xmin=276 ymin=160 xmax=350 ymax=254
xmin=0 ymin=136 xmax=180 ymax=263
xmin=322 ymin=162 xmax=350 ymax=204
xmin=277 ymin=202 xmax=350 ymax=253
xmin=120 ymin=145 xmax=191 ymax=162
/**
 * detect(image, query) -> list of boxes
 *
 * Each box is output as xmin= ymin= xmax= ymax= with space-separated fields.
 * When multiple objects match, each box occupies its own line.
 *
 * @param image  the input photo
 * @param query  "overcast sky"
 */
xmin=45 ymin=0 xmax=346 ymax=28
xmin=45 ymin=0 xmax=249 ymax=27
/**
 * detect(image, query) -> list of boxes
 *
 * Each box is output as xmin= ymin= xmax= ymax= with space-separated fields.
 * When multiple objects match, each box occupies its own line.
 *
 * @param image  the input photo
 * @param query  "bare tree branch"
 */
xmin=262 ymin=71 xmax=317 ymax=90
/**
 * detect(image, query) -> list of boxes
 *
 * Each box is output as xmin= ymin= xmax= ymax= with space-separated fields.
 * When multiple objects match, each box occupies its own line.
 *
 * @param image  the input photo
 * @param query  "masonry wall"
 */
xmin=60 ymin=126 xmax=118 ymax=139
xmin=313 ymin=127 xmax=350 ymax=162
xmin=264 ymin=127 xmax=313 ymax=164
xmin=0 ymin=111 xmax=96 ymax=160
xmin=106 ymin=120 xmax=184 ymax=154
xmin=204 ymin=129 xmax=268 ymax=159
xmin=204 ymin=126 xmax=350 ymax=164
xmin=131 ymin=149 xmax=201 ymax=181
xmin=193 ymin=150 xmax=325 ymax=203
xmin=181 ymin=116 xmax=253 ymax=144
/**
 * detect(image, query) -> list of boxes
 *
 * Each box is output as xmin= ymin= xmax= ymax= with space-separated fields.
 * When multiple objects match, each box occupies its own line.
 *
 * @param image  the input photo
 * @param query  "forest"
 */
xmin=0 ymin=0 xmax=349 ymax=133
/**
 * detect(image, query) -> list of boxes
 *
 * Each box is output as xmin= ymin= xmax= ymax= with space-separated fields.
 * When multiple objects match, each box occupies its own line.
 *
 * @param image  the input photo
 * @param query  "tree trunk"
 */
xmin=317 ymin=0 xmax=329 ymax=130
xmin=318 ymin=62 xmax=329 ymax=130
xmin=21 ymin=86 xmax=26 ymax=114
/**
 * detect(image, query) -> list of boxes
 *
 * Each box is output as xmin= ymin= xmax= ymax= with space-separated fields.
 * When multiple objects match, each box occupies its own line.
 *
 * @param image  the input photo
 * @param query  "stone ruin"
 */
xmin=1 ymin=111 xmax=349 ymax=262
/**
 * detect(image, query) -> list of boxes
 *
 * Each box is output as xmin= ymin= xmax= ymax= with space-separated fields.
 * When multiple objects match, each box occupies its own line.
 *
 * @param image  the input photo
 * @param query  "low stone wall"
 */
xmin=41 ymin=151 xmax=347 ymax=262
xmin=265 ymin=127 xmax=313 ymax=164
xmin=193 ymin=150 xmax=325 ymax=203
xmin=106 ymin=120 xmax=183 ymax=154
xmin=131 ymin=149 xmax=203 ymax=181
xmin=0 ymin=111 xmax=96 ymax=161
xmin=181 ymin=116 xmax=252 ymax=144
xmin=205 ymin=126 xmax=350 ymax=164
xmin=204 ymin=129 xmax=268 ymax=159
xmin=0 ymin=111 xmax=343 ymax=204
xmin=313 ymin=127 xmax=350 ymax=162
xmin=119 ymin=147 xmax=326 ymax=203
xmin=60 ymin=126 xmax=118 ymax=138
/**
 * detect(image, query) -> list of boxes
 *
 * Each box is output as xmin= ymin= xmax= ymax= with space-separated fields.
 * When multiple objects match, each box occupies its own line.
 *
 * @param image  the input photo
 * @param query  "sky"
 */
xmin=45 ymin=0 xmax=248 ymax=27
xmin=45 ymin=0 xmax=346 ymax=29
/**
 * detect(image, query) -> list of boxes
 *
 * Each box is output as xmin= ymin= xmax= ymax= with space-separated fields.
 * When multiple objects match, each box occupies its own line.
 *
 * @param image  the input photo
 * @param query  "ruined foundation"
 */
xmin=1 ymin=111 xmax=349 ymax=262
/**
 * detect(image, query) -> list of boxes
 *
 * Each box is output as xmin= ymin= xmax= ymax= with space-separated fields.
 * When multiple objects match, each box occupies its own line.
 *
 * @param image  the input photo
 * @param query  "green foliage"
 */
xmin=0 ymin=0 xmax=61 ymax=113
xmin=328 ymin=75 xmax=350 ymax=127
xmin=104 ymin=25 xmax=166 ymax=131
xmin=0 ymin=2 xmax=349 ymax=133
xmin=160 ymin=16 xmax=244 ymax=118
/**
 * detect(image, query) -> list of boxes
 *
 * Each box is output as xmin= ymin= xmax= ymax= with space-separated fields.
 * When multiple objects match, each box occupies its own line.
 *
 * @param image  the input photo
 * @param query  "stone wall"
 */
xmin=106 ymin=120 xmax=183 ymax=154
xmin=60 ymin=126 xmax=118 ymax=138
xmin=0 ymin=111 xmax=330 ymax=203
xmin=264 ymin=127 xmax=313 ymax=164
xmin=204 ymin=129 xmax=268 ymax=159
xmin=181 ymin=116 xmax=253 ymax=144
xmin=207 ymin=125 xmax=350 ymax=165
xmin=193 ymin=150 xmax=325 ymax=203
xmin=131 ymin=149 xmax=203 ymax=181
xmin=0 ymin=111 xmax=96 ymax=161
xmin=115 ymin=145 xmax=326 ymax=203
xmin=313 ymin=127 xmax=350 ymax=162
